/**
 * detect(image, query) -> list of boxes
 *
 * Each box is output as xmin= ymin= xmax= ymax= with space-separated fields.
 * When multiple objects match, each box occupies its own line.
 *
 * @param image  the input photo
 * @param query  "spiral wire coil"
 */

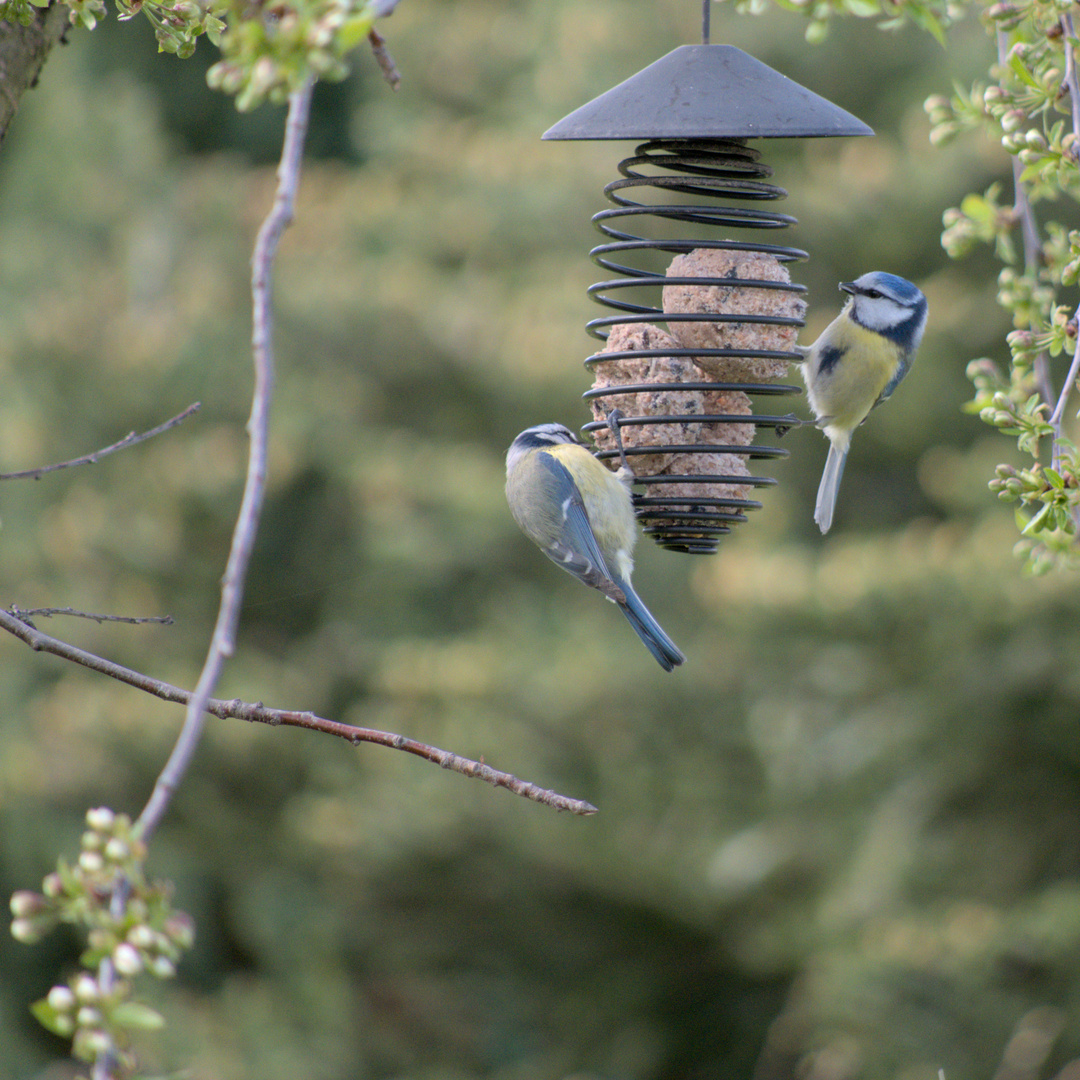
xmin=581 ymin=138 xmax=807 ymax=554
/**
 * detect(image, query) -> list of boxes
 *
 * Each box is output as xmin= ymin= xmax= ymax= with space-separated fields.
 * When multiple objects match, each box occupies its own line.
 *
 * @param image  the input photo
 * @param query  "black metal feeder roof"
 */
xmin=542 ymin=45 xmax=873 ymax=141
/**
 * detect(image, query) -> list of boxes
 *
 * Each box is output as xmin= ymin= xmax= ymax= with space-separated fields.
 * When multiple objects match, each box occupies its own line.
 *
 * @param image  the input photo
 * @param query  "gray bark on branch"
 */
xmin=0 ymin=2 xmax=70 ymax=147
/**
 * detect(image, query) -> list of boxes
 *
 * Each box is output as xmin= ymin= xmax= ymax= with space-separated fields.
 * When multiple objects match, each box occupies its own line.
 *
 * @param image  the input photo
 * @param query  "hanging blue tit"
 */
xmin=799 ymin=271 xmax=928 ymax=533
xmin=505 ymin=423 xmax=685 ymax=671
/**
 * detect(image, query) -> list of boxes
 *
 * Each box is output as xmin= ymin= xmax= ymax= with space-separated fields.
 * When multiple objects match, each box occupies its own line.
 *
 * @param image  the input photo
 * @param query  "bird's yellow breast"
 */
xmin=806 ymin=316 xmax=902 ymax=439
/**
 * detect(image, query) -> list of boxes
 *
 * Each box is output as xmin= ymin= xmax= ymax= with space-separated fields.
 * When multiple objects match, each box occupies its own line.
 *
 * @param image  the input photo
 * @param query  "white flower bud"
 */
xmin=47 ymin=985 xmax=76 ymax=1013
xmin=78 ymin=850 xmax=104 ymax=874
xmin=76 ymin=1006 xmax=102 ymax=1028
xmin=148 ymin=955 xmax=176 ymax=979
xmin=113 ymin=943 xmax=144 ymax=976
xmin=72 ymin=974 xmax=99 ymax=1003
xmin=127 ymin=924 xmax=156 ymax=949
xmin=85 ymin=807 xmax=115 ymax=831
xmin=104 ymin=838 xmax=129 ymax=863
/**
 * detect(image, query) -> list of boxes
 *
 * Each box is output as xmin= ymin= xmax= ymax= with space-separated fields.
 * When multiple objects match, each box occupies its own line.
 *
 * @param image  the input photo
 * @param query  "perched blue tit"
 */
xmin=799 ymin=271 xmax=929 ymax=534
xmin=505 ymin=423 xmax=685 ymax=671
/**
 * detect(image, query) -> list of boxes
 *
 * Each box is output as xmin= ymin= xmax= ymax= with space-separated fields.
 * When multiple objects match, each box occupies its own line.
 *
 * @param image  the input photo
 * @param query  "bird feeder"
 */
xmin=543 ymin=26 xmax=873 ymax=554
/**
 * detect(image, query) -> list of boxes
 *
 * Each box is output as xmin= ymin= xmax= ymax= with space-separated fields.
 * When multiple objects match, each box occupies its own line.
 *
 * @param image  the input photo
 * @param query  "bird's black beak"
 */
xmin=839 ymin=281 xmax=857 ymax=296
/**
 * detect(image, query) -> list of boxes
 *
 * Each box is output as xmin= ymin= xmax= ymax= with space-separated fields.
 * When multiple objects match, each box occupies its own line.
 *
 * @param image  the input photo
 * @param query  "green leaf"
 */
xmin=1009 ymin=53 xmax=1040 ymax=89
xmin=908 ymin=4 xmax=947 ymax=46
xmin=30 ymin=998 xmax=75 ymax=1038
xmin=1022 ymin=502 xmax=1053 ymax=534
xmin=1019 ymin=161 xmax=1048 ymax=186
xmin=112 ymin=1002 xmax=166 ymax=1032
xmin=959 ymin=194 xmax=990 ymax=223
xmin=56 ymin=857 xmax=79 ymax=896
xmin=337 ymin=14 xmax=376 ymax=53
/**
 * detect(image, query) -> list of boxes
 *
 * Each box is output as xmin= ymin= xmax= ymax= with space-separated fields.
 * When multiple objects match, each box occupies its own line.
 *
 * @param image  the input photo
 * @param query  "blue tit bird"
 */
xmin=799 ymin=271 xmax=928 ymax=534
xmin=505 ymin=423 xmax=685 ymax=671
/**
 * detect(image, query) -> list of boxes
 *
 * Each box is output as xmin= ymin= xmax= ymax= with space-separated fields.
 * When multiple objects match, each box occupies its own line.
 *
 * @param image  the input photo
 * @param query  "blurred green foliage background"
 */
xmin=3 ymin=1 xmax=1080 ymax=1076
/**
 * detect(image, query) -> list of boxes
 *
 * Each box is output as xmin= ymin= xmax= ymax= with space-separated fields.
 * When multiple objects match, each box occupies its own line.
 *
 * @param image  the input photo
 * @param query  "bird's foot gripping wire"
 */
xmin=605 ymin=408 xmax=632 ymax=474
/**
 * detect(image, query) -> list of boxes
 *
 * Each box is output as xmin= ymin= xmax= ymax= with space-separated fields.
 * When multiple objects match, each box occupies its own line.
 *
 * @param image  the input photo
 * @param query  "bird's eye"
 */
xmin=866 ymin=289 xmax=882 ymax=299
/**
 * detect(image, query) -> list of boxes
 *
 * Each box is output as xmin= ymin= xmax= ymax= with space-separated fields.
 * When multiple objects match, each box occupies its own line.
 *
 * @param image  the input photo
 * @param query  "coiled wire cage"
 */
xmin=581 ymin=137 xmax=807 ymax=554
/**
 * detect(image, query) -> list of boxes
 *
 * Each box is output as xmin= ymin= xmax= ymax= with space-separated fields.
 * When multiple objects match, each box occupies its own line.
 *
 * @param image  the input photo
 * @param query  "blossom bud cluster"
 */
xmin=10 ymin=808 xmax=195 ymax=1071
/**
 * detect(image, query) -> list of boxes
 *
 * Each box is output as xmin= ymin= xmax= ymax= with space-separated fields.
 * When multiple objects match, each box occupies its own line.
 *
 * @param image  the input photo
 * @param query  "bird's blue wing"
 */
xmin=531 ymin=452 xmax=627 ymax=604
xmin=874 ymin=355 xmax=912 ymax=408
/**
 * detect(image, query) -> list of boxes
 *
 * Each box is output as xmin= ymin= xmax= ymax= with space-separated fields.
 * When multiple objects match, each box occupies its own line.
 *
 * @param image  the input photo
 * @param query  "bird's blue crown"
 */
xmin=512 ymin=424 xmax=579 ymax=451
xmin=870 ymin=272 xmax=924 ymax=305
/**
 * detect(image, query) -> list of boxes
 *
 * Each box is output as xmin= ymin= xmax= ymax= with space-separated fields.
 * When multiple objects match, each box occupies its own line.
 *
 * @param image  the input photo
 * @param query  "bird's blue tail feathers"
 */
xmin=815 ymin=442 xmax=848 ymax=534
xmin=617 ymin=582 xmax=685 ymax=672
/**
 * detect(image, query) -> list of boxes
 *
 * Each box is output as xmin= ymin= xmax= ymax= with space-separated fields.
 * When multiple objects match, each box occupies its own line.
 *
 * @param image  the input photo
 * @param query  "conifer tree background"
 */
xmin=4 ymin=1 xmax=1080 ymax=1077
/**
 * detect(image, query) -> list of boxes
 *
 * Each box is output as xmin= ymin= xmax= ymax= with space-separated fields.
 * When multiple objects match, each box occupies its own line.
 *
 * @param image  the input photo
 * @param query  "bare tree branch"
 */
xmin=8 ymin=605 xmax=173 ymax=626
xmin=1047 ymin=17 xmax=1080 ymax=531
xmin=997 ymin=28 xmax=1054 ymax=411
xmin=135 ymin=78 xmax=310 ymax=841
xmin=0 ymin=2 xmax=71 ymax=148
xmin=90 ymin=878 xmax=130 ymax=1080
xmin=1051 ymin=14 xmax=1080 ymax=453
xmin=0 ymin=403 xmax=201 ymax=482
xmin=0 ymin=607 xmax=598 ymax=815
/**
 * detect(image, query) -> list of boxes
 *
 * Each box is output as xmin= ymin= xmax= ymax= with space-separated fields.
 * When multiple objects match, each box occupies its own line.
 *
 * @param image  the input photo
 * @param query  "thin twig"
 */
xmin=1045 ymin=17 xmax=1080 ymax=527
xmin=0 ymin=403 xmax=201 ymax=482
xmin=1050 ymin=15 xmax=1080 ymax=477
xmin=997 ymin=29 xmax=1054 ymax=409
xmin=136 ymin=81 xmax=315 ymax=843
xmin=90 ymin=878 xmax=130 ymax=1080
xmin=0 ymin=607 xmax=597 ymax=815
xmin=8 ymin=606 xmax=173 ymax=626
xmin=368 ymin=28 xmax=401 ymax=89
xmin=1063 ymin=16 xmax=1080 ymax=151
xmin=1050 ymin=321 xmax=1080 ymax=431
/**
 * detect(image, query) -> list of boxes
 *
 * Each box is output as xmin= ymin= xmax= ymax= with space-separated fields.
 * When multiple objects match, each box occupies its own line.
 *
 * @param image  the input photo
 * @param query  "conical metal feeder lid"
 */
xmin=542 ymin=44 xmax=874 ymax=141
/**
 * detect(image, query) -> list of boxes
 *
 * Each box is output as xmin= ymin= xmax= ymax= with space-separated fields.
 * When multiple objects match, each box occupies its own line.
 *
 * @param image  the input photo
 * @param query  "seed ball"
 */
xmin=662 ymin=248 xmax=805 ymax=380
xmin=589 ymin=323 xmax=756 ymax=476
